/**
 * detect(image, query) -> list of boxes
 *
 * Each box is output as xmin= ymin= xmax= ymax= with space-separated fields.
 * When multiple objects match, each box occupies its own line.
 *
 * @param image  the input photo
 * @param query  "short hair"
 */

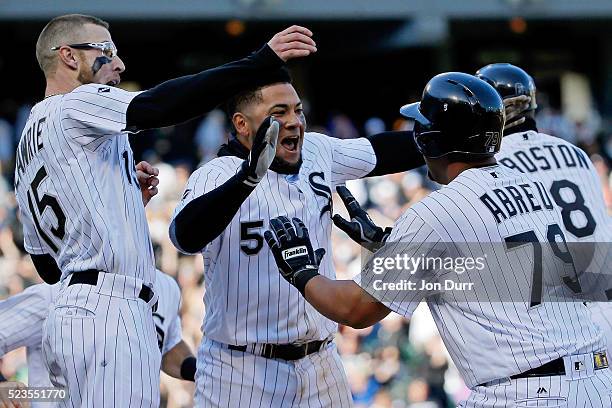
xmin=36 ymin=14 xmax=109 ymax=76
xmin=224 ymin=86 xmax=266 ymax=133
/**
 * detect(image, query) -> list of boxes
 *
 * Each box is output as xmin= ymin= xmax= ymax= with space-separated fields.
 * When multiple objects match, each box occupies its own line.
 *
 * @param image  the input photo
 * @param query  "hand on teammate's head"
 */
xmin=268 ymin=25 xmax=317 ymax=62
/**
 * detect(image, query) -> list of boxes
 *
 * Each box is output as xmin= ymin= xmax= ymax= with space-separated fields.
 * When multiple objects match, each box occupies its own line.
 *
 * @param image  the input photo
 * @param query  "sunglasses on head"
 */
xmin=51 ymin=41 xmax=118 ymax=60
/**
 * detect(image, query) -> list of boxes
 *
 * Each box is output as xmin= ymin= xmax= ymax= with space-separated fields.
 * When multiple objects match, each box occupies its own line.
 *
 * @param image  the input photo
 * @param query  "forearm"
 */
xmin=161 ymin=341 xmax=195 ymax=381
xmin=126 ymin=45 xmax=288 ymax=131
xmin=366 ymin=131 xmax=425 ymax=176
xmin=303 ymin=276 xmax=390 ymax=328
xmin=172 ymin=170 xmax=255 ymax=253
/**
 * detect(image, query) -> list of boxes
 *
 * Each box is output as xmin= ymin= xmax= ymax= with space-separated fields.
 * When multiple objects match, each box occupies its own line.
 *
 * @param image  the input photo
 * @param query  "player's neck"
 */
xmin=445 ymin=158 xmax=497 ymax=183
xmin=45 ymin=75 xmax=83 ymax=98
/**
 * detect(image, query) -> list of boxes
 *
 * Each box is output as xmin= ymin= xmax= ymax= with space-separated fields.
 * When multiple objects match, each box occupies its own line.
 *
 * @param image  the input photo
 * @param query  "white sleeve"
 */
xmin=0 ymin=284 xmax=53 ymax=354
xmin=60 ymin=84 xmax=142 ymax=149
xmin=353 ymin=209 xmax=447 ymax=318
xmin=168 ymin=159 xmax=238 ymax=254
xmin=161 ymin=278 xmax=183 ymax=355
xmin=329 ymin=137 xmax=377 ymax=187
xmin=162 ymin=314 xmax=183 ymax=356
xmin=19 ymin=207 xmax=47 ymax=255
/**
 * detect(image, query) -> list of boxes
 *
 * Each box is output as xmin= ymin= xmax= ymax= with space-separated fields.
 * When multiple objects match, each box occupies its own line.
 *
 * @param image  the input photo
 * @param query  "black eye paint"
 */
xmin=92 ymin=56 xmax=112 ymax=75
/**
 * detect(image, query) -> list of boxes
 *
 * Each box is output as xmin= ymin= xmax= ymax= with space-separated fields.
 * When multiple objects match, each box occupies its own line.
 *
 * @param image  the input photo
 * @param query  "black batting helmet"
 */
xmin=475 ymin=63 xmax=537 ymax=111
xmin=400 ymin=72 xmax=505 ymax=159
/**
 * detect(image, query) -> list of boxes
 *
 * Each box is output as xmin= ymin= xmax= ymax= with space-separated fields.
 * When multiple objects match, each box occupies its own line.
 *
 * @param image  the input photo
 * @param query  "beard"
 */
xmin=270 ymin=155 xmax=302 ymax=175
xmin=76 ymin=64 xmax=95 ymax=85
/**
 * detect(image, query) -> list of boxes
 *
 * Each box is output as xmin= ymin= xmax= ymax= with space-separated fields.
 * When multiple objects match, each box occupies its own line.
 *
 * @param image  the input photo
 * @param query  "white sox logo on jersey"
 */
xmin=308 ymin=172 xmax=332 ymax=218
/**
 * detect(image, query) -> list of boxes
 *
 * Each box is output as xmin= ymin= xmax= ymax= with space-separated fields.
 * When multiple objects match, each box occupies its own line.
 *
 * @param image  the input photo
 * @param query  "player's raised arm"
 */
xmin=170 ymin=117 xmax=280 ymax=254
xmin=125 ymin=26 xmax=316 ymax=132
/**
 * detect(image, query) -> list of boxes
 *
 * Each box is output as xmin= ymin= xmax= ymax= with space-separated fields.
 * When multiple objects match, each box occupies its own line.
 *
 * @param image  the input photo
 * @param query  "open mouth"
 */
xmin=280 ymin=135 xmax=300 ymax=152
xmin=106 ymin=79 xmax=120 ymax=86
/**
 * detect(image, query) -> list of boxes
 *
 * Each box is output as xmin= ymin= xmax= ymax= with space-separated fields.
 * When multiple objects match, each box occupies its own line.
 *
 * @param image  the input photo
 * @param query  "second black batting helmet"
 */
xmin=475 ymin=63 xmax=537 ymax=111
xmin=400 ymin=72 xmax=505 ymax=159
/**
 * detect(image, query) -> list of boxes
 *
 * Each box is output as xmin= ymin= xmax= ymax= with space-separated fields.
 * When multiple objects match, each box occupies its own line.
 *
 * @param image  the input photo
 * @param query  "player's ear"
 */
xmin=232 ymin=112 xmax=253 ymax=146
xmin=57 ymin=46 xmax=79 ymax=71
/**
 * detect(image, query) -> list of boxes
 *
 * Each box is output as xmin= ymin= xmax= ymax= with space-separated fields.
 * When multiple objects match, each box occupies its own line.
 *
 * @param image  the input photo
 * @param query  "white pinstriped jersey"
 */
xmin=0 ymin=283 xmax=59 ymax=388
xmin=0 ymin=270 xmax=181 ymax=388
xmin=497 ymin=130 xmax=610 ymax=244
xmin=357 ymin=164 xmax=606 ymax=388
xmin=497 ymin=130 xmax=612 ymax=357
xmin=14 ymin=84 xmax=156 ymax=284
xmin=153 ymin=271 xmax=183 ymax=355
xmin=170 ymin=132 xmax=376 ymax=345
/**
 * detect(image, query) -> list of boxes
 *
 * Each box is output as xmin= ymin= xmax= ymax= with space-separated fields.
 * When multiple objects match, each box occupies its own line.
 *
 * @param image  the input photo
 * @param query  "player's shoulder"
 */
xmin=190 ymin=157 xmax=240 ymax=179
xmin=63 ymin=84 xmax=137 ymax=108
xmin=303 ymin=131 xmax=332 ymax=148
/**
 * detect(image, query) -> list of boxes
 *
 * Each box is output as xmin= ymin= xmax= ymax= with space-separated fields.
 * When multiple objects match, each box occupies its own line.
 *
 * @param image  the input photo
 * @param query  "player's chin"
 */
xmin=276 ymin=142 xmax=302 ymax=164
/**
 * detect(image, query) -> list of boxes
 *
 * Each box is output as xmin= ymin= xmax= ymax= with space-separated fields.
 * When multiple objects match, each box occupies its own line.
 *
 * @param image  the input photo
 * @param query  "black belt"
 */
xmin=69 ymin=270 xmax=157 ymax=312
xmin=478 ymin=351 xmax=609 ymax=387
xmin=227 ymin=338 xmax=332 ymax=361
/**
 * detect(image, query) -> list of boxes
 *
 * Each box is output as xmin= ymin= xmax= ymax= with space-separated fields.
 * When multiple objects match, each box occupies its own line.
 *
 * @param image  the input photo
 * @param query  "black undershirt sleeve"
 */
xmin=172 ymin=170 xmax=255 ymax=254
xmin=125 ymin=44 xmax=289 ymax=132
xmin=30 ymin=253 xmax=61 ymax=284
xmin=365 ymin=130 xmax=425 ymax=177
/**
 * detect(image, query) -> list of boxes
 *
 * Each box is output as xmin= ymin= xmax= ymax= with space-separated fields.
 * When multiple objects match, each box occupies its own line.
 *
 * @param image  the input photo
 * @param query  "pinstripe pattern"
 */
xmin=15 ymin=84 xmax=155 ymax=284
xmin=497 ymin=130 xmax=612 ymax=362
xmin=0 ymin=270 xmax=180 ymax=404
xmin=14 ymin=83 xmax=160 ymax=408
xmin=42 ymin=273 xmax=161 ymax=408
xmin=356 ymin=164 xmax=608 ymax=402
xmin=170 ymin=132 xmax=374 ymax=406
xmin=0 ymin=283 xmax=59 ymax=395
xmin=195 ymin=339 xmax=351 ymax=408
xmin=458 ymin=368 xmax=612 ymax=407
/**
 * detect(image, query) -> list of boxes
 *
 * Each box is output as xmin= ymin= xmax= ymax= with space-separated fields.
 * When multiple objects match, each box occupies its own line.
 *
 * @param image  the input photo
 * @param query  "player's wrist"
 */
xmin=238 ymin=162 xmax=261 ymax=188
xmin=180 ymin=356 xmax=196 ymax=382
xmin=293 ymin=266 xmax=320 ymax=296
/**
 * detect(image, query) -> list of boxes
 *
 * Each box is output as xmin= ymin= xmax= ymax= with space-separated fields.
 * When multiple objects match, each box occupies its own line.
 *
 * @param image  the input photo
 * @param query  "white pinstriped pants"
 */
xmin=459 ymin=355 xmax=612 ymax=407
xmin=42 ymin=273 xmax=161 ymax=408
xmin=590 ymin=302 xmax=612 ymax=357
xmin=195 ymin=337 xmax=353 ymax=407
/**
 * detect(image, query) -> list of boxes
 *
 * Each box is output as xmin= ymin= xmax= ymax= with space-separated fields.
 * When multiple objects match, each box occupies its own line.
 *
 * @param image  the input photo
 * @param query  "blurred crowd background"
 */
xmin=2 ymin=1 xmax=612 ymax=407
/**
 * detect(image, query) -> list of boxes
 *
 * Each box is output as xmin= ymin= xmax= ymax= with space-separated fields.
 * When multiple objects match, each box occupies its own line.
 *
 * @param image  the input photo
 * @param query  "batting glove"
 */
xmin=264 ymin=216 xmax=325 ymax=295
xmin=241 ymin=116 xmax=280 ymax=187
xmin=332 ymin=186 xmax=392 ymax=249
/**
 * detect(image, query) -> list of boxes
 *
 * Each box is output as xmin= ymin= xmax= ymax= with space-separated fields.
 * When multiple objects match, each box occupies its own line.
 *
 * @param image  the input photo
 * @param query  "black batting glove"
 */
xmin=332 ymin=186 xmax=392 ymax=249
xmin=264 ymin=216 xmax=325 ymax=295
xmin=241 ymin=116 xmax=280 ymax=187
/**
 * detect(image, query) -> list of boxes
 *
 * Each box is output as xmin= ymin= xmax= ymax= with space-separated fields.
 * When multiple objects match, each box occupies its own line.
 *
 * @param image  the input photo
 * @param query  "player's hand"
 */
xmin=504 ymin=95 xmax=531 ymax=131
xmin=0 ymin=381 xmax=30 ymax=408
xmin=136 ymin=161 xmax=160 ymax=207
xmin=268 ymin=25 xmax=317 ymax=62
xmin=264 ymin=216 xmax=325 ymax=294
xmin=241 ymin=117 xmax=280 ymax=187
xmin=332 ymin=186 xmax=392 ymax=248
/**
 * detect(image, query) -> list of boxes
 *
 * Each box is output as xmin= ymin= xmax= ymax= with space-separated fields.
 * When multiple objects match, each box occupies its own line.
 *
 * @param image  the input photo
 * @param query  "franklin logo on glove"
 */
xmin=282 ymin=246 xmax=308 ymax=260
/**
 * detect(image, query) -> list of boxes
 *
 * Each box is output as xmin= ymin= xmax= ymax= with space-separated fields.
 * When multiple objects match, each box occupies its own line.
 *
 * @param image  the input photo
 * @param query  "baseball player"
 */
xmin=0 ymin=270 xmax=194 ymax=408
xmin=475 ymin=63 xmax=612 ymax=355
xmin=169 ymin=72 xmax=427 ymax=404
xmin=16 ymin=13 xmax=315 ymax=407
xmin=264 ymin=73 xmax=612 ymax=407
